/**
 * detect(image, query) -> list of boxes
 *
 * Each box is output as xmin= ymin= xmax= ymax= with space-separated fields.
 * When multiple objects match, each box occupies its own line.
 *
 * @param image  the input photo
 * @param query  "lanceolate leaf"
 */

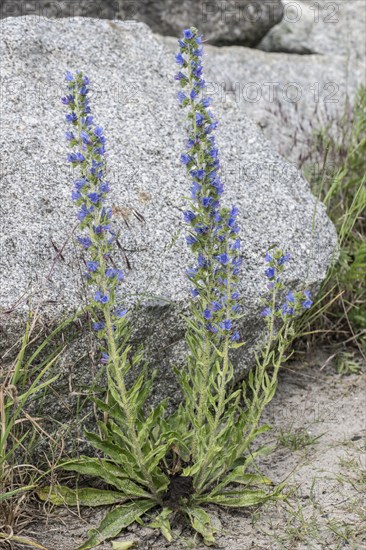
xmin=199 ymin=488 xmax=279 ymax=507
xmin=186 ymin=507 xmax=216 ymax=545
xmin=148 ymin=508 xmax=174 ymax=542
xmin=37 ymin=486 xmax=127 ymax=507
xmin=210 ymin=470 xmax=272 ymax=496
xmin=76 ymin=499 xmax=157 ymax=550
xmin=60 ymin=458 xmax=152 ymax=498
xmin=111 ymin=542 xmax=137 ymax=550
xmin=0 ymin=485 xmax=35 ymax=503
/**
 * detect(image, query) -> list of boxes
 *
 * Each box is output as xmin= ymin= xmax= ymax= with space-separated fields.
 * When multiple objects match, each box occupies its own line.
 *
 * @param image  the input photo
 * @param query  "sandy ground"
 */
xmin=4 ymin=349 xmax=366 ymax=550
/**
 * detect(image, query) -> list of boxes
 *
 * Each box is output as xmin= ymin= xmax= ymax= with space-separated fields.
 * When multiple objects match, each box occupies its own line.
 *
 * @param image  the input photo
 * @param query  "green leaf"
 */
xmin=111 ymin=542 xmax=137 ymax=550
xmin=37 ymin=486 xmax=126 ymax=507
xmin=186 ymin=507 xmax=216 ymax=545
xmin=230 ymin=341 xmax=246 ymax=349
xmin=0 ymin=485 xmax=35 ymax=503
xmin=85 ymin=431 xmax=125 ymax=463
xmin=199 ymin=488 xmax=279 ymax=507
xmin=76 ymin=499 xmax=156 ymax=550
xmin=61 ymin=457 xmax=129 ymax=479
xmin=149 ymin=508 xmax=174 ymax=542
xmin=0 ymin=532 xmax=48 ymax=549
xmin=60 ymin=458 xmax=152 ymax=498
xmin=210 ymin=470 xmax=272 ymax=496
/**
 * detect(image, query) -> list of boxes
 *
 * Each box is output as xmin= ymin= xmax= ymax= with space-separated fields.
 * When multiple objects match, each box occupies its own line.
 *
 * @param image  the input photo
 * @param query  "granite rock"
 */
xmin=0 ymin=0 xmax=284 ymax=46
xmin=0 ymin=17 xmax=337 ymax=437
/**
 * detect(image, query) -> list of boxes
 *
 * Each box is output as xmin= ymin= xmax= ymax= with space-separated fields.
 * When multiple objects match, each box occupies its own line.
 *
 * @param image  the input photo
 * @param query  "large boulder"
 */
xmin=0 ymin=17 xmax=337 ymax=432
xmin=158 ymin=0 xmax=366 ymax=165
xmin=258 ymin=0 xmax=366 ymax=61
xmin=0 ymin=0 xmax=284 ymax=46
xmin=158 ymin=32 xmax=365 ymax=165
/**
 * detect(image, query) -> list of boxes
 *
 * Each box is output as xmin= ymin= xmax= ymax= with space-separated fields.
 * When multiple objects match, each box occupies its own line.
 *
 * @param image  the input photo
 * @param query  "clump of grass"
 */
xmin=334 ymin=351 xmax=364 ymax=375
xmin=0 ymin=311 xmax=75 ymax=547
xmin=278 ymin=425 xmax=324 ymax=452
xmin=301 ymin=86 xmax=366 ymax=355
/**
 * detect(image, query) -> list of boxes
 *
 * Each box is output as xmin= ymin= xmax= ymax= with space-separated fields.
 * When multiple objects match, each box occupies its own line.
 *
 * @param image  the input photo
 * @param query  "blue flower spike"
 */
xmin=62 ymin=71 xmax=128 ymax=364
xmin=176 ymin=27 xmax=242 ymax=344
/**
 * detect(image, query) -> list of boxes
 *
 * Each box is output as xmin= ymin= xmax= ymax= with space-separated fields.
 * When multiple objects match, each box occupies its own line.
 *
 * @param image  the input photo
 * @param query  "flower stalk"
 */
xmin=62 ymin=71 xmax=160 ymax=500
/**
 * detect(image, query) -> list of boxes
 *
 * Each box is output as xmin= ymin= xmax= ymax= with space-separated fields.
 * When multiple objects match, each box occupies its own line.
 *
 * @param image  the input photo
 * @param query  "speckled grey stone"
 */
xmin=0 ymin=18 xmax=337 ymax=440
xmin=158 ymin=34 xmax=365 ymax=164
xmin=258 ymin=0 xmax=366 ymax=61
xmin=0 ymin=0 xmax=284 ymax=46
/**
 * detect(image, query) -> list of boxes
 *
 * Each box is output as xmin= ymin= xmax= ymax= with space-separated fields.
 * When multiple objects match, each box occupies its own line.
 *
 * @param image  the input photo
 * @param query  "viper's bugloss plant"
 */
xmin=39 ymin=39 xmax=313 ymax=548
xmin=38 ymin=71 xmax=176 ymax=550
xmin=163 ymin=28 xmax=314 ymax=542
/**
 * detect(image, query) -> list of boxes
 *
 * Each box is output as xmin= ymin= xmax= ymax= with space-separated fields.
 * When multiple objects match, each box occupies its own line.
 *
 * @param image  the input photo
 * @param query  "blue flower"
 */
xmin=95 ymin=291 xmax=109 ymax=304
xmin=67 ymin=152 xmax=85 ymax=163
xmin=100 ymin=352 xmax=109 ymax=364
xmin=265 ymin=267 xmax=275 ymax=278
xmin=302 ymin=299 xmax=313 ymax=309
xmin=94 ymin=126 xmax=104 ymax=137
xmin=206 ymin=323 xmax=218 ymax=333
xmin=61 ymin=94 xmax=74 ymax=105
xmin=278 ymin=253 xmax=291 ymax=265
xmin=105 ymin=268 xmax=124 ymax=280
xmin=212 ymin=301 xmax=222 ymax=311
xmin=65 ymin=112 xmax=77 ymax=123
xmin=178 ymin=91 xmax=187 ymax=105
xmin=231 ymin=238 xmax=241 ymax=250
xmin=84 ymin=115 xmax=94 ymax=126
xmin=74 ymin=178 xmax=87 ymax=190
xmin=65 ymin=70 xmax=74 ymax=81
xmin=217 ymin=253 xmax=229 ymax=265
xmin=198 ymin=254 xmax=208 ymax=268
xmin=183 ymin=28 xmax=194 ymax=39
xmin=77 ymin=236 xmax=92 ymax=249
xmin=186 ymin=267 xmax=198 ymax=279
xmin=230 ymin=331 xmax=240 ymax=341
xmin=93 ymin=321 xmax=104 ymax=331
xmin=115 ymin=308 xmax=128 ymax=318
xmin=99 ymin=182 xmax=110 ymax=193
xmin=175 ymin=52 xmax=185 ymax=65
xmin=65 ymin=131 xmax=75 ymax=141
xmin=88 ymin=192 xmax=101 ymax=204
xmin=87 ymin=261 xmax=99 ymax=272
xmin=181 ymin=154 xmax=191 ymax=165
xmin=202 ymin=197 xmax=212 ymax=207
xmin=72 ymin=190 xmax=81 ymax=202
xmin=219 ymin=319 xmax=232 ymax=331
xmin=175 ymin=71 xmax=185 ymax=81
xmin=203 ymin=309 xmax=212 ymax=320
xmin=286 ymin=291 xmax=295 ymax=303
xmin=261 ymin=307 xmax=271 ymax=318
xmin=191 ymin=181 xmax=201 ymax=199
xmin=81 ymin=131 xmax=92 ymax=144
xmin=186 ymin=235 xmax=197 ymax=245
xmin=77 ymin=204 xmax=94 ymax=221
xmin=183 ymin=210 xmax=196 ymax=223
xmin=191 ymin=288 xmax=199 ymax=297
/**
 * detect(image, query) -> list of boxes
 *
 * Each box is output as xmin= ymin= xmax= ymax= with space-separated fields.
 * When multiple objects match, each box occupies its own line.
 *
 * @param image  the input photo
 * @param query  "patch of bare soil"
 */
xmin=6 ymin=350 xmax=366 ymax=550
